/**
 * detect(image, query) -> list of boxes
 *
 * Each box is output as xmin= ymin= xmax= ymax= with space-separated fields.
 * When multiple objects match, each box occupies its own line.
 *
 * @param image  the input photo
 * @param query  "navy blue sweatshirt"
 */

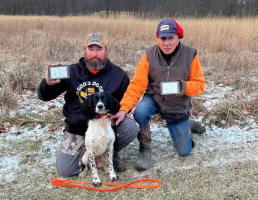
xmin=38 ymin=57 xmax=130 ymax=135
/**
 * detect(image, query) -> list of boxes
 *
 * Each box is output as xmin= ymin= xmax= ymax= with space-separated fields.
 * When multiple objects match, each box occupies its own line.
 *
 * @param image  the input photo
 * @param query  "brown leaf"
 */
xmin=49 ymin=126 xmax=59 ymax=131
xmin=3 ymin=121 xmax=11 ymax=128
xmin=16 ymin=117 xmax=22 ymax=122
xmin=0 ymin=126 xmax=6 ymax=133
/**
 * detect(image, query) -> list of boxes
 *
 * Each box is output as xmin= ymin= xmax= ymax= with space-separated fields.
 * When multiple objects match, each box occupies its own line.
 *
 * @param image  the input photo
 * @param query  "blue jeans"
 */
xmin=133 ymin=96 xmax=193 ymax=156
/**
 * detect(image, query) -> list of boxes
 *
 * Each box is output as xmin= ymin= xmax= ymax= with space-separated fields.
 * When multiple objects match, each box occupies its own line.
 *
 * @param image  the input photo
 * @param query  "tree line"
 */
xmin=0 ymin=0 xmax=257 ymax=17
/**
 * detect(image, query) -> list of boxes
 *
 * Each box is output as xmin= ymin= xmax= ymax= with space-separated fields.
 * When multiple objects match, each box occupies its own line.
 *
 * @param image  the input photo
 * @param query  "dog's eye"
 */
xmin=100 ymin=95 xmax=106 ymax=101
xmin=95 ymin=96 xmax=99 ymax=101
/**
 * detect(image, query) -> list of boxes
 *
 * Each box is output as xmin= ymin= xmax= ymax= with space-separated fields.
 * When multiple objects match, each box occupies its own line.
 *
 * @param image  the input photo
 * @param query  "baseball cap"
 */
xmin=156 ymin=18 xmax=184 ymax=39
xmin=84 ymin=33 xmax=107 ymax=48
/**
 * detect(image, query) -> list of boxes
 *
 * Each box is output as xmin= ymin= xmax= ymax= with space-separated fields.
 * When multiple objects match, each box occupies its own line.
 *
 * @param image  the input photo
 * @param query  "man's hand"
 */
xmin=177 ymin=79 xmax=186 ymax=96
xmin=110 ymin=110 xmax=126 ymax=126
xmin=45 ymin=63 xmax=62 ymax=86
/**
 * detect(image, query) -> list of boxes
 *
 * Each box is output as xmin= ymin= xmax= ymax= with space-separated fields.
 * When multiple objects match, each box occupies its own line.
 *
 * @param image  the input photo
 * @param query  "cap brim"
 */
xmin=86 ymin=42 xmax=105 ymax=48
xmin=158 ymin=32 xmax=175 ymax=38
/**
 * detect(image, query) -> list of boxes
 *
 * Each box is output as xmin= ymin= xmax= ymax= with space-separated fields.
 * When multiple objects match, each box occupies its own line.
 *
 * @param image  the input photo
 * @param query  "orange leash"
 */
xmin=51 ymin=177 xmax=160 ymax=192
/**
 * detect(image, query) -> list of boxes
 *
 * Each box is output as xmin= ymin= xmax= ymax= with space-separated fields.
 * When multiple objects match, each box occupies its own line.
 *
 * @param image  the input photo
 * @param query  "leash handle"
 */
xmin=51 ymin=177 xmax=160 ymax=192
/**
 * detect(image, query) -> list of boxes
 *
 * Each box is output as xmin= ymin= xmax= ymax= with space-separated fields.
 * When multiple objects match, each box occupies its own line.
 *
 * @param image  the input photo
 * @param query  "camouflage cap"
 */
xmin=84 ymin=33 xmax=107 ymax=48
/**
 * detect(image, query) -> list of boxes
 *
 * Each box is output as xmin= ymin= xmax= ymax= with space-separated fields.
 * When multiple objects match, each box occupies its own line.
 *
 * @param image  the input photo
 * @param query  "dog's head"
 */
xmin=81 ymin=92 xmax=120 ymax=119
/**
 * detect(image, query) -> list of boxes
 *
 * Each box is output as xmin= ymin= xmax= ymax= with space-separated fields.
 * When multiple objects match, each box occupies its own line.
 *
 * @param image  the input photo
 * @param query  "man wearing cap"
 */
xmin=113 ymin=18 xmax=206 ymax=171
xmin=38 ymin=33 xmax=139 ymax=177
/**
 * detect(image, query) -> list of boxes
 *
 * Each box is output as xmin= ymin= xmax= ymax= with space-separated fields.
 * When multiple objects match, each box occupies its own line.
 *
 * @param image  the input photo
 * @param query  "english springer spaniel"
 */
xmin=80 ymin=92 xmax=120 ymax=187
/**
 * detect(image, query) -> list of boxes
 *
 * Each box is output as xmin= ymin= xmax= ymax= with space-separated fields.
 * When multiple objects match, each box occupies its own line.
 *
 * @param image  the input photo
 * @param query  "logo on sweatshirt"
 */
xmin=76 ymin=81 xmax=104 ymax=103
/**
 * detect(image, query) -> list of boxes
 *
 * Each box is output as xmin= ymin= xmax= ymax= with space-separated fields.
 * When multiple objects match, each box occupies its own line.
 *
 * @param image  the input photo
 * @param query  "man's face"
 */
xmin=85 ymin=44 xmax=107 ymax=70
xmin=159 ymin=34 xmax=179 ymax=55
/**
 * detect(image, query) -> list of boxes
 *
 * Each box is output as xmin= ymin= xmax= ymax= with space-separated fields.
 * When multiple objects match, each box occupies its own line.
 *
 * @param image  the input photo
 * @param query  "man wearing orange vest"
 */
xmin=113 ymin=18 xmax=206 ymax=171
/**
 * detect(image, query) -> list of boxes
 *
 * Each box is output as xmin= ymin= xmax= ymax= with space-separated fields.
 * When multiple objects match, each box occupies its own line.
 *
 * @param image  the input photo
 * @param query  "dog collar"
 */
xmin=95 ymin=113 xmax=108 ymax=119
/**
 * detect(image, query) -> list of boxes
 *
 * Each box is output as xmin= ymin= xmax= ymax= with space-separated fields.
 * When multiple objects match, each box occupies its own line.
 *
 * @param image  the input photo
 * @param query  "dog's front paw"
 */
xmin=93 ymin=177 xmax=102 ymax=187
xmin=79 ymin=172 xmax=85 ymax=179
xmin=79 ymin=167 xmax=89 ymax=179
xmin=110 ymin=174 xmax=118 ymax=182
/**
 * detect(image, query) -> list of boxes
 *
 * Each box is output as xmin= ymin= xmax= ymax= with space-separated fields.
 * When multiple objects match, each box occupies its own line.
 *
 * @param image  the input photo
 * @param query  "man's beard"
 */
xmin=84 ymin=55 xmax=107 ymax=70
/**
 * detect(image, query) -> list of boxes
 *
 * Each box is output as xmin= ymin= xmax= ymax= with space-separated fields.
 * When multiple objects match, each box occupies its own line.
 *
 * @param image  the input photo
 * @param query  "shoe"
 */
xmin=191 ymin=139 xmax=195 ymax=148
xmin=135 ymin=142 xmax=152 ymax=171
xmin=189 ymin=119 xmax=206 ymax=134
xmin=113 ymin=152 xmax=125 ymax=172
xmin=135 ymin=123 xmax=152 ymax=171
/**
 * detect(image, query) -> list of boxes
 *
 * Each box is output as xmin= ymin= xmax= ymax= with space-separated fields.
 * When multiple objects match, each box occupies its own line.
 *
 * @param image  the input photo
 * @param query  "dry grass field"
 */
xmin=0 ymin=15 xmax=257 ymax=200
xmin=0 ymin=15 xmax=257 ymax=119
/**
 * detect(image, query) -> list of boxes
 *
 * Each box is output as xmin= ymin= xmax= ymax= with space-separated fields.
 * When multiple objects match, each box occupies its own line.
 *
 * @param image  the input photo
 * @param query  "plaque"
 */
xmin=48 ymin=65 xmax=70 ymax=80
xmin=161 ymin=81 xmax=180 ymax=95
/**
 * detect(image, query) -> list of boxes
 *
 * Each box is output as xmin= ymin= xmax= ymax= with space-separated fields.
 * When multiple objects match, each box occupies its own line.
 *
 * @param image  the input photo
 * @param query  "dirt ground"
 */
xmin=0 ymin=83 xmax=257 ymax=199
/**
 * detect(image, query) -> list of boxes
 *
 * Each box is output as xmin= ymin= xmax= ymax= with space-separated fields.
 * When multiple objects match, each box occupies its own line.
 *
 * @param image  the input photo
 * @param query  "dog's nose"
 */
xmin=97 ymin=105 xmax=103 ymax=110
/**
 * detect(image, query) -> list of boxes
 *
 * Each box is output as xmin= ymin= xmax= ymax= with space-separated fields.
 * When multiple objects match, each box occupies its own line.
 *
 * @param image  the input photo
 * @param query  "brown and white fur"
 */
xmin=80 ymin=92 xmax=120 ymax=187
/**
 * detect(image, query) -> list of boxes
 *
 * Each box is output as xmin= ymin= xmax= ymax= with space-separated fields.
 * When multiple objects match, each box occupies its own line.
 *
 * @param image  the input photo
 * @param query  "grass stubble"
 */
xmin=0 ymin=14 xmax=257 ymax=199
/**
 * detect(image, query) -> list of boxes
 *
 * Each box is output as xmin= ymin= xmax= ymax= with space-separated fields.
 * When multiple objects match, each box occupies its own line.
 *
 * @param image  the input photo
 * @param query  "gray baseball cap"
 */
xmin=84 ymin=33 xmax=107 ymax=48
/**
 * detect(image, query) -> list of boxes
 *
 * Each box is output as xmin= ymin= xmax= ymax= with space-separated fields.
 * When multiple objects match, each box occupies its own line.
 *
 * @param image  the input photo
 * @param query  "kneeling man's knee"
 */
xmin=56 ymin=151 xmax=83 ymax=177
xmin=114 ymin=117 xmax=139 ymax=152
xmin=176 ymin=146 xmax=192 ymax=157
xmin=178 ymin=150 xmax=191 ymax=156
xmin=56 ymin=166 xmax=73 ymax=177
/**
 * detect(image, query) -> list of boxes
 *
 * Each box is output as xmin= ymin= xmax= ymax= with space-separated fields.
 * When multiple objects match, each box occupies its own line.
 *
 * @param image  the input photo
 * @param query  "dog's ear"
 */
xmin=81 ymin=94 xmax=95 ymax=119
xmin=106 ymin=92 xmax=120 ymax=114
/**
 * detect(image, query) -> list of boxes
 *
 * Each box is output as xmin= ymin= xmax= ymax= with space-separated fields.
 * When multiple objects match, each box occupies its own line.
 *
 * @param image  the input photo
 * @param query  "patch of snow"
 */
xmin=40 ymin=138 xmax=61 ymax=168
xmin=202 ymin=81 xmax=233 ymax=110
xmin=0 ymin=123 xmax=62 ymax=183
xmin=0 ymin=156 xmax=20 ymax=181
xmin=128 ymin=121 xmax=258 ymax=178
